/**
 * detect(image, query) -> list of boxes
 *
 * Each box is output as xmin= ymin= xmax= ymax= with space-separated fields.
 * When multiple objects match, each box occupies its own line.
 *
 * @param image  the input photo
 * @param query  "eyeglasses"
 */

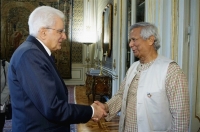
xmin=46 ymin=27 xmax=65 ymax=34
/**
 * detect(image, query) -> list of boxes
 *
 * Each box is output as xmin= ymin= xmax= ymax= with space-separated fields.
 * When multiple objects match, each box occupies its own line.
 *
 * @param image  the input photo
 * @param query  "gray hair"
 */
xmin=28 ymin=6 xmax=65 ymax=37
xmin=129 ymin=22 xmax=160 ymax=50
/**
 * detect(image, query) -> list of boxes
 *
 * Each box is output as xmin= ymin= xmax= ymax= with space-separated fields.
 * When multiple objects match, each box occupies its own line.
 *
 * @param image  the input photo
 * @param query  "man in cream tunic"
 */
xmin=94 ymin=22 xmax=190 ymax=132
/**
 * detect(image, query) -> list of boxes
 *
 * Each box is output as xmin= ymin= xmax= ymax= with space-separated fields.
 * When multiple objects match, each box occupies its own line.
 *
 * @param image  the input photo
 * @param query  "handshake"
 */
xmin=91 ymin=101 xmax=109 ymax=122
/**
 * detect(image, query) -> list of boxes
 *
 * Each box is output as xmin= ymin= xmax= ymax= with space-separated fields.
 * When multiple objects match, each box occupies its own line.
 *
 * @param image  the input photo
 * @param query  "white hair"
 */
xmin=129 ymin=22 xmax=161 ymax=50
xmin=28 ymin=6 xmax=65 ymax=37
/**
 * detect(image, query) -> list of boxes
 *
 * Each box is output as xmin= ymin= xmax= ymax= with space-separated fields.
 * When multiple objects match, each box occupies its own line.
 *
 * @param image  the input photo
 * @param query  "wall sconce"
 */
xmin=93 ymin=48 xmax=99 ymax=69
xmin=99 ymin=60 xmax=103 ymax=76
xmin=83 ymin=43 xmax=93 ymax=72
xmin=98 ymin=50 xmax=108 ymax=76
xmin=98 ymin=49 xmax=103 ymax=76
xmin=104 ymin=51 xmax=108 ymax=61
xmin=93 ymin=59 xmax=98 ymax=69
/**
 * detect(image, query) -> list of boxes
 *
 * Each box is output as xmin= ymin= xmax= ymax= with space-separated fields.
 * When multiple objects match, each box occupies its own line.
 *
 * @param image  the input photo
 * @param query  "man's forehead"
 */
xmin=129 ymin=28 xmax=141 ymax=36
xmin=131 ymin=27 xmax=142 ymax=32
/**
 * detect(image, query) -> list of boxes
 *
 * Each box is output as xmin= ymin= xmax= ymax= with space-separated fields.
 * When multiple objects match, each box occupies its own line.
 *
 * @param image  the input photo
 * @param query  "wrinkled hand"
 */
xmin=94 ymin=101 xmax=109 ymax=113
xmin=91 ymin=103 xmax=107 ymax=122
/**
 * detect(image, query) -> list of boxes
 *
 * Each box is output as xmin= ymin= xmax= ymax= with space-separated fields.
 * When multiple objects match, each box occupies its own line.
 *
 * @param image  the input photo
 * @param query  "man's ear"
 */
xmin=148 ymin=36 xmax=155 ymax=45
xmin=38 ymin=28 xmax=47 ymax=40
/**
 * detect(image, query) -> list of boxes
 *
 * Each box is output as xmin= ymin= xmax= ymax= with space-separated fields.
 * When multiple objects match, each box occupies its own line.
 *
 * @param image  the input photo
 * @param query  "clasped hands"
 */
xmin=91 ymin=101 xmax=108 ymax=122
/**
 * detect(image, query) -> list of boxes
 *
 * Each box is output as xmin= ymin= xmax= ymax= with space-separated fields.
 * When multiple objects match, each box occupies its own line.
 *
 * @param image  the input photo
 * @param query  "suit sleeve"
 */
xmin=15 ymin=49 xmax=92 ymax=123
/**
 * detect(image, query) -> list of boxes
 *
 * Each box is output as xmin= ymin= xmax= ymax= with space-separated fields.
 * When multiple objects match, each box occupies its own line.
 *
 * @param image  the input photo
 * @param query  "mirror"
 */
xmin=102 ymin=3 xmax=113 ymax=57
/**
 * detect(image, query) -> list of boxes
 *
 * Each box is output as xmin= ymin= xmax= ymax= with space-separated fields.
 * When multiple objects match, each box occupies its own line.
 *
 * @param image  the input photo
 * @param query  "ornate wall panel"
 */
xmin=71 ymin=0 xmax=84 ymax=63
xmin=0 ymin=0 xmax=72 ymax=79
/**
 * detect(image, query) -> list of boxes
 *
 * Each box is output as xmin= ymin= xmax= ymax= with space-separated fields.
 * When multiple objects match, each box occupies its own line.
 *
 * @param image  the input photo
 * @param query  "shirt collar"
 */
xmin=36 ymin=38 xmax=51 ymax=56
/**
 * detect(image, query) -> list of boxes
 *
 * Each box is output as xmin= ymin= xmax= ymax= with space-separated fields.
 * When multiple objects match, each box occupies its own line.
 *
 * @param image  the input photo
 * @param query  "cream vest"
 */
xmin=119 ymin=55 xmax=173 ymax=132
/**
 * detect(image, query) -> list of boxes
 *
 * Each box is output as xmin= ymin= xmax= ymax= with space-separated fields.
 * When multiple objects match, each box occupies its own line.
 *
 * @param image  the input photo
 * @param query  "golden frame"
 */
xmin=101 ymin=3 xmax=113 ymax=57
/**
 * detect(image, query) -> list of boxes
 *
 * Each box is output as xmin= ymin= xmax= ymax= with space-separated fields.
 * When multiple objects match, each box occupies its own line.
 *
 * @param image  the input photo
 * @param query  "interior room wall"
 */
xmin=65 ymin=0 xmax=114 ymax=85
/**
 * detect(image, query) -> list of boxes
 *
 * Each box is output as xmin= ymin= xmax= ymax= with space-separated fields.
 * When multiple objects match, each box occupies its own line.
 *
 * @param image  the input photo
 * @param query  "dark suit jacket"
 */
xmin=8 ymin=35 xmax=92 ymax=132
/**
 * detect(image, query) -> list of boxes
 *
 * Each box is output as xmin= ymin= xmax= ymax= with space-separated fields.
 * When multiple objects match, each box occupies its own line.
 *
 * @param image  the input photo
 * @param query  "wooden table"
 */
xmin=85 ymin=73 xmax=112 ymax=102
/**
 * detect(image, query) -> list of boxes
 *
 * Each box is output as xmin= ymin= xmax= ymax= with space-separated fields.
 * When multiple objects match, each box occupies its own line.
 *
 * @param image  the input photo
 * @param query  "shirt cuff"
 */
xmin=91 ymin=106 xmax=94 ymax=118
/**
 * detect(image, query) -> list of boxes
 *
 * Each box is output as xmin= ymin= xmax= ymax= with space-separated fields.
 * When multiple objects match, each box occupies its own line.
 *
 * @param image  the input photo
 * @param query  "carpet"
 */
xmin=68 ymin=85 xmax=77 ymax=132
xmin=3 ymin=85 xmax=77 ymax=132
xmin=75 ymin=86 xmax=119 ymax=132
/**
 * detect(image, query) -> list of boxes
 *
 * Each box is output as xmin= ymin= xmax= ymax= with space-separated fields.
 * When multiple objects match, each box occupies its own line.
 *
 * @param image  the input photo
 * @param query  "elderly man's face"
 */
xmin=128 ymin=27 xmax=152 ymax=59
xmin=44 ymin=17 xmax=67 ymax=52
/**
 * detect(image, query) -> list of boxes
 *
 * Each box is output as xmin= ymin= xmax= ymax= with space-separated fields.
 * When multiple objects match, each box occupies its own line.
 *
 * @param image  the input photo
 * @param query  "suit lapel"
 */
xmin=26 ymin=35 xmax=67 ymax=89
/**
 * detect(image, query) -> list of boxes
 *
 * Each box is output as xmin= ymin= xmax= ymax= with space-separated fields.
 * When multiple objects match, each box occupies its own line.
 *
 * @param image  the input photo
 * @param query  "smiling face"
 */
xmin=128 ymin=27 xmax=155 ymax=60
xmin=39 ymin=16 xmax=67 ymax=52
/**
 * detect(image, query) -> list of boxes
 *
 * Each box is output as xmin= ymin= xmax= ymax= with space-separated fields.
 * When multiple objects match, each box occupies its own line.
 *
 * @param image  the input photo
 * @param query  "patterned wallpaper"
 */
xmin=71 ymin=0 xmax=84 ymax=63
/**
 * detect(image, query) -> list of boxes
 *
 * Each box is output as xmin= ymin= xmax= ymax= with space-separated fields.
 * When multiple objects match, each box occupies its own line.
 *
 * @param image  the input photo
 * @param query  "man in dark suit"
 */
xmin=8 ymin=6 xmax=106 ymax=132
